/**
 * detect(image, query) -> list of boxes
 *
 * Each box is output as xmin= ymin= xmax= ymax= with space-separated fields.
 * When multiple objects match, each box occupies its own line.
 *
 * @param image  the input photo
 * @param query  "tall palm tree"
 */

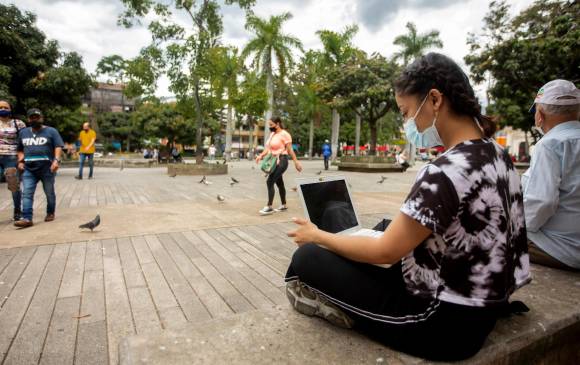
xmin=393 ymin=22 xmax=443 ymax=65
xmin=316 ymin=25 xmax=359 ymax=161
xmin=241 ymin=12 xmax=303 ymax=143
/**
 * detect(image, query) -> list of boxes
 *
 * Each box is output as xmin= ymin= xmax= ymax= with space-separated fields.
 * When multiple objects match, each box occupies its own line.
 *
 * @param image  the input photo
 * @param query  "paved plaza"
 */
xmin=0 ymin=160 xmax=419 ymax=364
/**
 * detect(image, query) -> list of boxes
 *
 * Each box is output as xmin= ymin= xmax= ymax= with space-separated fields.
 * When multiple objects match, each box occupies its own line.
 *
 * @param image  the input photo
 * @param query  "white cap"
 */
xmin=529 ymin=79 xmax=580 ymax=112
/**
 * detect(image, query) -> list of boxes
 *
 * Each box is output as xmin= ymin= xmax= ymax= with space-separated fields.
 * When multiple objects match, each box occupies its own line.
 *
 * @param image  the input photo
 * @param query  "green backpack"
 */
xmin=260 ymin=153 xmax=277 ymax=174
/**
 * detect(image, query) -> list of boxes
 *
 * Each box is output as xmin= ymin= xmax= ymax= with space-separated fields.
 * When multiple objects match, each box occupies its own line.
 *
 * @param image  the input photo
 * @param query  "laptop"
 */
xmin=296 ymin=176 xmax=383 ymax=238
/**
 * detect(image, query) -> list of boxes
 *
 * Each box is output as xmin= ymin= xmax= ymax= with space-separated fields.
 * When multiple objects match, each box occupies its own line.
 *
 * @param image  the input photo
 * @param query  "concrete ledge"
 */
xmin=167 ymin=163 xmax=228 ymax=176
xmin=61 ymin=159 xmax=157 ymax=168
xmin=337 ymin=156 xmax=405 ymax=173
xmin=119 ymin=265 xmax=580 ymax=364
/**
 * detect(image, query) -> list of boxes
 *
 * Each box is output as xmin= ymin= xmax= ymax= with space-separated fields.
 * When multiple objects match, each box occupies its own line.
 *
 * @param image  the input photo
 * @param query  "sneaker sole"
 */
xmin=286 ymin=282 xmax=354 ymax=329
xmin=259 ymin=211 xmax=275 ymax=216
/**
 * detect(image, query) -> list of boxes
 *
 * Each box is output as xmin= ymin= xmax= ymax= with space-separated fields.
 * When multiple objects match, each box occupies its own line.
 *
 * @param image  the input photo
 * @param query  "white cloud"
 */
xmin=7 ymin=0 xmax=536 ymax=100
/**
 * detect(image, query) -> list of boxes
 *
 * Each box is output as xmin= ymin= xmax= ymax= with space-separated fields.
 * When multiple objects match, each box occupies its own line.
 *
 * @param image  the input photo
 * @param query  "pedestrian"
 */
xmin=523 ymin=79 xmax=580 ymax=270
xmin=15 ymin=108 xmax=64 ymax=228
xmin=255 ymin=117 xmax=303 ymax=215
xmin=208 ymin=144 xmax=216 ymax=160
xmin=285 ymin=53 xmax=530 ymax=361
xmin=0 ymin=100 xmax=26 ymax=221
xmin=75 ymin=122 xmax=96 ymax=180
xmin=152 ymin=148 xmax=159 ymax=161
xmin=321 ymin=139 xmax=331 ymax=170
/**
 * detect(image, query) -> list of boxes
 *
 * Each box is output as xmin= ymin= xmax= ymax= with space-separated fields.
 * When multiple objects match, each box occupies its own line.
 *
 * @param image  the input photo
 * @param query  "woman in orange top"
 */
xmin=255 ymin=117 xmax=302 ymax=215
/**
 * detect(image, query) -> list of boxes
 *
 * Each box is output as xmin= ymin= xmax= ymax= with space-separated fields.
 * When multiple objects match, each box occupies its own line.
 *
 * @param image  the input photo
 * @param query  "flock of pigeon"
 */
xmin=76 ymin=163 xmax=390 ymax=233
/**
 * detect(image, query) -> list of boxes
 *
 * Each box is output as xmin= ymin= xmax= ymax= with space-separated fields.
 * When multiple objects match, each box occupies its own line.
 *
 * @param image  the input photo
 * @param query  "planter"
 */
xmin=167 ymin=163 xmax=228 ymax=176
xmin=337 ymin=155 xmax=404 ymax=173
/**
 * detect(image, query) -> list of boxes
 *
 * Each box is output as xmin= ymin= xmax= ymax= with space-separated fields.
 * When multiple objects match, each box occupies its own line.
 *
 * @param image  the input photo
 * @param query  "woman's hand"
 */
xmin=287 ymin=218 xmax=321 ymax=246
xmin=255 ymin=155 xmax=262 ymax=163
xmin=294 ymin=160 xmax=303 ymax=172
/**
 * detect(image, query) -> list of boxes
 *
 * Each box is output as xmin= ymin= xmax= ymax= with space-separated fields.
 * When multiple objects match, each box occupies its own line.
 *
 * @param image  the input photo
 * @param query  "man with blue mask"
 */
xmin=523 ymin=79 xmax=580 ymax=270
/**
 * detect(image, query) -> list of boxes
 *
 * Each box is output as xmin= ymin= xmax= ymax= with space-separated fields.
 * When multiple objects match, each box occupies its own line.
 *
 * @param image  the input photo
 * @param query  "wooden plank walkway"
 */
xmin=0 ymin=214 xmax=389 ymax=365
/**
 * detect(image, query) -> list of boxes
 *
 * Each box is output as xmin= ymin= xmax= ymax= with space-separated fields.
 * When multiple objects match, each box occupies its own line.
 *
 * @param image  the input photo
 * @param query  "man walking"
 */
xmin=322 ymin=139 xmax=331 ymax=170
xmin=523 ymin=79 xmax=580 ymax=270
xmin=14 ymin=108 xmax=64 ymax=228
xmin=76 ymin=122 xmax=96 ymax=180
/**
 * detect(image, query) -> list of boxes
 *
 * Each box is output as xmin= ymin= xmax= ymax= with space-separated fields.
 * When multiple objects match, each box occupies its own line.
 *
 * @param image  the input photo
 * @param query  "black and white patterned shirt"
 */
xmin=400 ymin=138 xmax=531 ymax=307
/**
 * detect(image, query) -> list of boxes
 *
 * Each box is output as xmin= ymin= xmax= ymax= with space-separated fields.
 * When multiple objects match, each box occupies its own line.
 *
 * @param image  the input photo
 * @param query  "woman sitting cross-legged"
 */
xmin=285 ymin=53 xmax=531 ymax=361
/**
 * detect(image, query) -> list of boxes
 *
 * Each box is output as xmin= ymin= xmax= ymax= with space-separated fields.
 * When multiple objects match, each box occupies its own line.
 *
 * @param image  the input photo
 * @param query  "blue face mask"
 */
xmin=0 ymin=110 xmax=11 ymax=117
xmin=403 ymin=95 xmax=443 ymax=148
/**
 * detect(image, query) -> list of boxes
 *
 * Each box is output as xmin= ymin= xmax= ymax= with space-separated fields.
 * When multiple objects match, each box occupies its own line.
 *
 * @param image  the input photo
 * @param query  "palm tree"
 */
xmin=241 ymin=12 xmax=303 ymax=143
xmin=393 ymin=22 xmax=443 ymax=65
xmin=316 ymin=25 xmax=359 ymax=161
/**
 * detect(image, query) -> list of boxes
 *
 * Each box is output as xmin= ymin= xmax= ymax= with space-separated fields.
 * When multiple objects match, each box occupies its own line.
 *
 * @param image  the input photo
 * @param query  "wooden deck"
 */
xmin=0 ymin=215 xmax=386 ymax=365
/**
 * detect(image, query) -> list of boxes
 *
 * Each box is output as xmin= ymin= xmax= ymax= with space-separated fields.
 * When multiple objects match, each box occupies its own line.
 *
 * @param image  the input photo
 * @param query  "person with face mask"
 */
xmin=284 ymin=53 xmax=530 ymax=361
xmin=255 ymin=116 xmax=303 ymax=215
xmin=14 ymin=108 xmax=64 ymax=228
xmin=522 ymin=80 xmax=580 ymax=270
xmin=0 ymin=100 xmax=26 ymax=221
xmin=75 ymin=122 xmax=97 ymax=180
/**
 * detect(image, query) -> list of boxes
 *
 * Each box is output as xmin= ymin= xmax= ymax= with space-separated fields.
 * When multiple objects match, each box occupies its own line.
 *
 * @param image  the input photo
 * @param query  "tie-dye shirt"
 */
xmin=400 ymin=138 xmax=531 ymax=307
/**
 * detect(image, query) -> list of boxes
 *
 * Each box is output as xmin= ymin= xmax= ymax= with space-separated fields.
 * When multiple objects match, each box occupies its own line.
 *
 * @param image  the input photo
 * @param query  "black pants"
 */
xmin=324 ymin=156 xmax=329 ymax=170
xmin=285 ymin=219 xmax=499 ymax=361
xmin=267 ymin=155 xmax=289 ymax=206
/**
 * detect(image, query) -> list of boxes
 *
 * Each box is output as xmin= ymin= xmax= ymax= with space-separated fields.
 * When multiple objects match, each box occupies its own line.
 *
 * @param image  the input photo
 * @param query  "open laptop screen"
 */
xmin=300 ymin=179 xmax=358 ymax=233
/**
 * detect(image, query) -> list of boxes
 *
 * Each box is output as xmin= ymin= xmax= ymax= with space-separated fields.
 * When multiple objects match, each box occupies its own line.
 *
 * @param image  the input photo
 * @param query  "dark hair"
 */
xmin=271 ymin=116 xmax=284 ymax=129
xmin=394 ymin=53 xmax=496 ymax=137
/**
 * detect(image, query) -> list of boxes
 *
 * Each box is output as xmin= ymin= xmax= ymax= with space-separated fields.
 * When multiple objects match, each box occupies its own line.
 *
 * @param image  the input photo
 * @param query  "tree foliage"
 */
xmin=465 ymin=0 xmax=579 ymax=132
xmin=393 ymin=22 xmax=443 ymax=65
xmin=0 ymin=4 xmax=93 ymax=133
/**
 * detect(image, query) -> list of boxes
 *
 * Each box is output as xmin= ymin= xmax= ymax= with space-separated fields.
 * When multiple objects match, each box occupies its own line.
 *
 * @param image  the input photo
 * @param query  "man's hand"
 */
xmin=294 ymin=160 xmax=303 ymax=172
xmin=50 ymin=160 xmax=59 ymax=173
xmin=287 ymin=218 xmax=320 ymax=246
xmin=17 ymin=161 xmax=25 ymax=172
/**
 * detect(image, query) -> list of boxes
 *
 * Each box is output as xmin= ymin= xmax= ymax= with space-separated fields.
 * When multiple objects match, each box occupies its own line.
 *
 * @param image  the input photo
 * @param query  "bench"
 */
xmin=119 ymin=264 xmax=580 ymax=364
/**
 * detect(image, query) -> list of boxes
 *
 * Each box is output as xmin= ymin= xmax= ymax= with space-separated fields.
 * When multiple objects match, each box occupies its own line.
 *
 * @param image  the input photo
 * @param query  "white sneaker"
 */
xmin=259 ymin=206 xmax=274 ymax=215
xmin=286 ymin=280 xmax=354 ymax=329
xmin=274 ymin=205 xmax=288 ymax=212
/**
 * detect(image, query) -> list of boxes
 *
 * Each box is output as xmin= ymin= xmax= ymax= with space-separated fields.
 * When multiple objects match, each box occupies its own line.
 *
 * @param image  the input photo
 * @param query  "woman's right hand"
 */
xmin=255 ymin=155 xmax=262 ymax=163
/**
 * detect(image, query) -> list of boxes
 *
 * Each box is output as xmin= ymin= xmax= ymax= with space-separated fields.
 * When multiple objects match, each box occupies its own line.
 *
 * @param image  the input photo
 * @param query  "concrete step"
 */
xmin=119 ymin=265 xmax=580 ymax=364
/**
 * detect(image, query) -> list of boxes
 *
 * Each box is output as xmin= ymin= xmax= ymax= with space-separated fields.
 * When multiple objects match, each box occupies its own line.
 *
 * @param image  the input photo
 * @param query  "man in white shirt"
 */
xmin=522 ymin=79 xmax=580 ymax=270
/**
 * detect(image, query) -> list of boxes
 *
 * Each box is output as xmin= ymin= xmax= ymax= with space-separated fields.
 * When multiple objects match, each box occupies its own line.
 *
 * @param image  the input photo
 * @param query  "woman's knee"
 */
xmin=290 ymin=243 xmax=325 ymax=276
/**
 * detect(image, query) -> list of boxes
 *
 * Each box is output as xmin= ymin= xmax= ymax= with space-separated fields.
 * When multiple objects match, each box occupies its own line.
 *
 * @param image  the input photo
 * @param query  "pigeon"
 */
xmin=79 ymin=214 xmax=100 ymax=232
xmin=316 ymin=170 xmax=322 ymax=175
xmin=231 ymin=177 xmax=239 ymax=184
xmin=377 ymin=176 xmax=387 ymax=184
xmin=217 ymin=194 xmax=225 ymax=202
xmin=198 ymin=175 xmax=206 ymax=184
xmin=169 ymin=171 xmax=177 ymax=178
xmin=291 ymin=186 xmax=297 ymax=192
xmin=203 ymin=179 xmax=213 ymax=185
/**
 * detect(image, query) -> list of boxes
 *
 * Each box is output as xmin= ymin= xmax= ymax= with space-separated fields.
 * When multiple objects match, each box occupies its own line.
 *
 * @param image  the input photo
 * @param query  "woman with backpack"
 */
xmin=255 ymin=117 xmax=302 ymax=215
xmin=0 ymin=100 xmax=26 ymax=221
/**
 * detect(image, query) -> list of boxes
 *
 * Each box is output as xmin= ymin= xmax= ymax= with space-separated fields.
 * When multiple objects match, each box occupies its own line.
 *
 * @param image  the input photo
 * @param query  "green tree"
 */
xmin=241 ymin=12 xmax=303 ymax=142
xmin=96 ymin=54 xmax=130 ymax=111
xmin=465 ymin=0 xmax=579 ymax=135
xmin=117 ymin=0 xmax=255 ymax=163
xmin=321 ymin=53 xmax=399 ymax=155
xmin=393 ymin=22 xmax=443 ymax=66
xmin=0 ymin=4 xmax=93 ymax=134
xmin=234 ymin=70 xmax=267 ymax=157
xmin=316 ymin=25 xmax=360 ymax=161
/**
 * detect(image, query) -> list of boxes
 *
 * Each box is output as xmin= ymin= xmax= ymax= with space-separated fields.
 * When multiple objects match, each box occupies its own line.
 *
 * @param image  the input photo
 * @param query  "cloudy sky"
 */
xmin=8 ymin=0 xmax=535 ymax=99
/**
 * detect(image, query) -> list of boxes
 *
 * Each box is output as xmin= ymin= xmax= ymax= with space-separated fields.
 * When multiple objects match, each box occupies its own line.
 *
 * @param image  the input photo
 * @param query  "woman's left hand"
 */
xmin=288 ymin=218 xmax=320 ymax=246
xmin=294 ymin=160 xmax=303 ymax=172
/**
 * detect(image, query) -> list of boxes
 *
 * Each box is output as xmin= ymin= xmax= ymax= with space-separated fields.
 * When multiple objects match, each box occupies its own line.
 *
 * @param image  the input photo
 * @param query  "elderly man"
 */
xmin=523 ymin=79 xmax=580 ymax=270
xmin=15 ymin=108 xmax=64 ymax=228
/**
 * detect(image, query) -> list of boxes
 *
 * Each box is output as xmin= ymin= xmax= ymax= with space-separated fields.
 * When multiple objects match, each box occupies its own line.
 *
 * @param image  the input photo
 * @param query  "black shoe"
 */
xmin=13 ymin=210 xmax=21 ymax=222
xmin=88 ymin=176 xmax=93 ymax=180
xmin=75 ymin=176 xmax=82 ymax=180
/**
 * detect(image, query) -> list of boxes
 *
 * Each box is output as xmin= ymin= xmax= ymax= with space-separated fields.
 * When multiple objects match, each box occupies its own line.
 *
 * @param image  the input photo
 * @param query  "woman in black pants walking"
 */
xmin=284 ymin=53 xmax=531 ymax=361
xmin=256 ymin=117 xmax=302 ymax=215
